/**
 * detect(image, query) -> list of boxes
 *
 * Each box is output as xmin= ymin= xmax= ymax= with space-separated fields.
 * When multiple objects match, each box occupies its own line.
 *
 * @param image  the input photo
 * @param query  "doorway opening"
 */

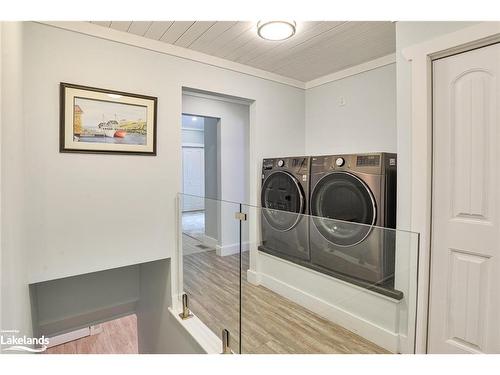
xmin=181 ymin=113 xmax=220 ymax=241
xmin=427 ymin=42 xmax=500 ymax=354
xmin=181 ymin=89 xmax=250 ymax=256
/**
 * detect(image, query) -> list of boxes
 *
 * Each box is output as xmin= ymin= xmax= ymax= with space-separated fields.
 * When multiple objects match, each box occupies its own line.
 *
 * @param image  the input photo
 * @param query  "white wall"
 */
xmin=0 ymin=22 xmax=33 ymax=342
xmin=395 ymin=21 xmax=480 ymax=232
xmin=305 ymin=63 xmax=396 ymax=155
xmin=395 ymin=21 xmax=482 ymax=353
xmin=20 ymin=22 xmax=304 ymax=285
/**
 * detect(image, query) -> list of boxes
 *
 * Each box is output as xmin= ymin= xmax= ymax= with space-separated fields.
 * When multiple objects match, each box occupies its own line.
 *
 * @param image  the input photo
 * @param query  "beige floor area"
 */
xmin=45 ymin=236 xmax=388 ymax=354
xmin=183 ymin=244 xmax=389 ymax=354
xmin=44 ymin=314 xmax=138 ymax=354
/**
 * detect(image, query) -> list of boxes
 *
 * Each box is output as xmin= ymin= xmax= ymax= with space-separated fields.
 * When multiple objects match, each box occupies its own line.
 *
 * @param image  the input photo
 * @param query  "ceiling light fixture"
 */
xmin=257 ymin=21 xmax=296 ymax=41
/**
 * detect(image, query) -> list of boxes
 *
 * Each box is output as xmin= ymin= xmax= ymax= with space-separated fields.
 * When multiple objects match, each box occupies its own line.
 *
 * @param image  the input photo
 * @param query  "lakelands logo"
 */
xmin=0 ymin=329 xmax=49 ymax=353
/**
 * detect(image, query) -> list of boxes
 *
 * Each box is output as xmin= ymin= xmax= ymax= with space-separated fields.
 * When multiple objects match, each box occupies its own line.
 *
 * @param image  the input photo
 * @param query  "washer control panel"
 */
xmin=262 ymin=160 xmax=274 ymax=170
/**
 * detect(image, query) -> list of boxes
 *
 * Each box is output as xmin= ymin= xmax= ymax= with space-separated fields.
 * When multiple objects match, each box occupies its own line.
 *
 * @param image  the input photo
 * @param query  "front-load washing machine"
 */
xmin=309 ymin=153 xmax=397 ymax=286
xmin=259 ymin=156 xmax=310 ymax=261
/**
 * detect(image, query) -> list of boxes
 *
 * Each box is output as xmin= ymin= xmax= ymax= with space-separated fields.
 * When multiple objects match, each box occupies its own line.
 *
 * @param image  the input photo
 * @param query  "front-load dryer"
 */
xmin=309 ymin=153 xmax=397 ymax=286
xmin=259 ymin=156 xmax=310 ymax=261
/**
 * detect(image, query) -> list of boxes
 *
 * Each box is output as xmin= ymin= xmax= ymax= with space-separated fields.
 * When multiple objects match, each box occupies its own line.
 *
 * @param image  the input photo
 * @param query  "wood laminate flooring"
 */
xmin=44 ymin=314 xmax=138 ymax=354
xmin=183 ymin=244 xmax=389 ymax=354
xmin=45 ymin=243 xmax=389 ymax=354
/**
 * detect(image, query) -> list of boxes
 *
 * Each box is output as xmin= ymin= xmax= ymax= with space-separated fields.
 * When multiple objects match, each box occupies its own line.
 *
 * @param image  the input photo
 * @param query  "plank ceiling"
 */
xmin=90 ymin=21 xmax=396 ymax=82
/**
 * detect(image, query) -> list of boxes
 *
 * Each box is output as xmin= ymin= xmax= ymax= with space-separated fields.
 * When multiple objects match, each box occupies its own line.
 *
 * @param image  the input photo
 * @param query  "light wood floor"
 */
xmin=45 ymin=246 xmax=388 ymax=354
xmin=183 ymin=246 xmax=389 ymax=354
xmin=44 ymin=314 xmax=138 ymax=354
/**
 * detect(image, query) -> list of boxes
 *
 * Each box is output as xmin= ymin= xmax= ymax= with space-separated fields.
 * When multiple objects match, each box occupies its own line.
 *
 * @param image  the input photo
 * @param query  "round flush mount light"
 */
xmin=257 ymin=21 xmax=296 ymax=41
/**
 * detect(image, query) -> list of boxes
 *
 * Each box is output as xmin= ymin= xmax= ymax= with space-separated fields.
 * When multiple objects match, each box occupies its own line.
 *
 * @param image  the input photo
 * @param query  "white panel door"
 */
xmin=429 ymin=43 xmax=500 ymax=354
xmin=182 ymin=147 xmax=205 ymax=211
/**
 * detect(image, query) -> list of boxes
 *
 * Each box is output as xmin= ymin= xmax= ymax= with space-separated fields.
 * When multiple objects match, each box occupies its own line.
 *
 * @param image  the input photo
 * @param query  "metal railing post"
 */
xmin=221 ymin=329 xmax=232 ymax=354
xmin=178 ymin=293 xmax=193 ymax=320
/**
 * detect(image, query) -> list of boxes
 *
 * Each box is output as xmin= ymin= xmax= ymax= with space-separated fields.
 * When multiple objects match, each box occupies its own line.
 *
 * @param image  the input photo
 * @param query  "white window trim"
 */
xmin=402 ymin=21 xmax=500 ymax=354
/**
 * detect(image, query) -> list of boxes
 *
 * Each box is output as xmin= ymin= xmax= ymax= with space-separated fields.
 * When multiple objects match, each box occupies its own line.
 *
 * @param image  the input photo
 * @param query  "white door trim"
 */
xmin=402 ymin=21 xmax=500 ymax=354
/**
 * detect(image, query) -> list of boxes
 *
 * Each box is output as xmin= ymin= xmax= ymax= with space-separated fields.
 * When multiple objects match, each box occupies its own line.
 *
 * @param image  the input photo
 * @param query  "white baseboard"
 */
xmin=254 ymin=251 xmax=403 ymax=353
xmin=216 ymin=241 xmax=250 ymax=257
xmin=47 ymin=323 xmax=104 ymax=348
xmin=201 ymin=234 xmax=218 ymax=249
xmin=398 ymin=334 xmax=410 ymax=353
xmin=89 ymin=324 xmax=103 ymax=336
xmin=47 ymin=327 xmax=90 ymax=348
xmin=246 ymin=269 xmax=261 ymax=285
xmin=257 ymin=270 xmax=399 ymax=352
xmin=38 ymin=300 xmax=137 ymax=338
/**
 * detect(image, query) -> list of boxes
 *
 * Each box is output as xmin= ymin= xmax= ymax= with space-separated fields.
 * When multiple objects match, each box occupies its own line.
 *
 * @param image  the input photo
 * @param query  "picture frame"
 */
xmin=60 ymin=83 xmax=157 ymax=155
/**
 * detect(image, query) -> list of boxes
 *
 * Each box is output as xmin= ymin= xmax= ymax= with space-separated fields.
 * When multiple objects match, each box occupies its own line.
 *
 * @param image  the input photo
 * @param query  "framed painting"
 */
xmin=60 ymin=83 xmax=157 ymax=155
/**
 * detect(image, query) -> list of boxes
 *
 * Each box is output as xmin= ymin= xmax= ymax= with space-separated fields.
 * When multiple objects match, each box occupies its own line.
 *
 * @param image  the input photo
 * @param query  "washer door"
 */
xmin=311 ymin=171 xmax=376 ymax=246
xmin=261 ymin=171 xmax=305 ymax=231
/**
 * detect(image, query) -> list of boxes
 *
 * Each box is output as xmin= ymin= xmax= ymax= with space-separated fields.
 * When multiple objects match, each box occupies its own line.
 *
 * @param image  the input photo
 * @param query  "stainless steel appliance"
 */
xmin=309 ymin=153 xmax=397 ymax=286
xmin=259 ymin=156 xmax=311 ymax=261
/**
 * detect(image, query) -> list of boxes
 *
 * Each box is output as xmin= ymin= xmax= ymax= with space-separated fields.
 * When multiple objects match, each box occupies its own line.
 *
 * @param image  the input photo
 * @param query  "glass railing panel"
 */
xmin=240 ymin=204 xmax=419 ymax=354
xmin=177 ymin=193 xmax=241 ymax=353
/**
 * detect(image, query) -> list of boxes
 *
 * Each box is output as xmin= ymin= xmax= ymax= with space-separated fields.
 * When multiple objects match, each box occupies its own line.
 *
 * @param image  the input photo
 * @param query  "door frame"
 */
xmin=402 ymin=22 xmax=500 ymax=353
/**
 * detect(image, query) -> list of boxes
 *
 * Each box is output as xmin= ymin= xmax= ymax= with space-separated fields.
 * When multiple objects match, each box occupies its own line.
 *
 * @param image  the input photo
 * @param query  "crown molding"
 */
xmin=36 ymin=21 xmax=306 ymax=90
xmin=402 ymin=21 xmax=500 ymax=61
xmin=305 ymin=53 xmax=396 ymax=89
xmin=34 ymin=22 xmax=398 ymax=92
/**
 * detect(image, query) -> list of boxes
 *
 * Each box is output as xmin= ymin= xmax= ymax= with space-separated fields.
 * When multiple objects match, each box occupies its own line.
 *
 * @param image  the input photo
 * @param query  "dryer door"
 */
xmin=310 ymin=171 xmax=376 ymax=246
xmin=261 ymin=171 xmax=305 ymax=231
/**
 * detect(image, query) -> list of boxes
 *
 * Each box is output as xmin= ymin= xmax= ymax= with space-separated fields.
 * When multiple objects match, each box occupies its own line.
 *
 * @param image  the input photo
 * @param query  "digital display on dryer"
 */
xmin=356 ymin=155 xmax=380 ymax=167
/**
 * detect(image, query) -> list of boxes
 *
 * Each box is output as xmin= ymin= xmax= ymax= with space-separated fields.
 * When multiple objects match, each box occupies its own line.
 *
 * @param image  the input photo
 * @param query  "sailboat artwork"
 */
xmin=60 ymin=83 xmax=157 ymax=155
xmin=97 ymin=114 xmax=128 ymax=139
xmin=75 ymin=99 xmax=147 ymax=145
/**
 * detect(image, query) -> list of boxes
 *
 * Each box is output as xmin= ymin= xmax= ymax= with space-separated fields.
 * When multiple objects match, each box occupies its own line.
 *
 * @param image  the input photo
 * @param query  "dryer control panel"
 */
xmin=356 ymin=154 xmax=380 ymax=167
xmin=262 ymin=157 xmax=310 ymax=172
